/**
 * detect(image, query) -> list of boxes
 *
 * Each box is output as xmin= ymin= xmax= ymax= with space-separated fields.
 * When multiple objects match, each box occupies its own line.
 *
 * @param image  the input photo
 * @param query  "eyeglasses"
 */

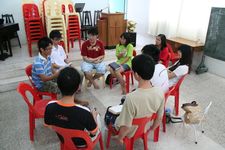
xmin=45 ymin=46 xmax=52 ymax=51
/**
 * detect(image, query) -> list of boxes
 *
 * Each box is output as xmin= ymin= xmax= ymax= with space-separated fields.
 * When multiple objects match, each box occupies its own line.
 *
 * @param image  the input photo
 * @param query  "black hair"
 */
xmin=157 ymin=34 xmax=167 ymax=51
xmin=49 ymin=30 xmax=62 ymax=39
xmin=141 ymin=44 xmax=160 ymax=63
xmin=57 ymin=67 xmax=81 ymax=96
xmin=88 ymin=27 xmax=98 ymax=35
xmin=132 ymin=54 xmax=155 ymax=80
xmin=38 ymin=37 xmax=52 ymax=53
xmin=169 ymin=44 xmax=192 ymax=71
xmin=120 ymin=32 xmax=131 ymax=47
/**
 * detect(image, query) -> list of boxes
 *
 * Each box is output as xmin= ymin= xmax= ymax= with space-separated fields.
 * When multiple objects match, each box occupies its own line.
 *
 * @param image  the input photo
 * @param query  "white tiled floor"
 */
xmin=0 ymin=41 xmax=225 ymax=150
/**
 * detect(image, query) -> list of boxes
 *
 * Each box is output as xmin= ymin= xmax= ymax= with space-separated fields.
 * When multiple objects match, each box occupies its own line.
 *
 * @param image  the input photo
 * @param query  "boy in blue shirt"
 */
xmin=32 ymin=37 xmax=60 ymax=94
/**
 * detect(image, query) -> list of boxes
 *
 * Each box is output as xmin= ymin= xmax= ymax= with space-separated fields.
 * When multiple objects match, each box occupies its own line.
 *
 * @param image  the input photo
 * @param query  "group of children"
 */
xmin=31 ymin=27 xmax=192 ymax=147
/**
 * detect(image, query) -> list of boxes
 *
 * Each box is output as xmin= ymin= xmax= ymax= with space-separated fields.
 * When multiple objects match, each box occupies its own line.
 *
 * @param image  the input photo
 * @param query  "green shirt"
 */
xmin=115 ymin=43 xmax=134 ymax=68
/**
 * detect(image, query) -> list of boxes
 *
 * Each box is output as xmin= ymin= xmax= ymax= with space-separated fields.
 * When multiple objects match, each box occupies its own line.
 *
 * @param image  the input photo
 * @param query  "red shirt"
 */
xmin=159 ymin=47 xmax=170 ymax=67
xmin=81 ymin=40 xmax=105 ymax=59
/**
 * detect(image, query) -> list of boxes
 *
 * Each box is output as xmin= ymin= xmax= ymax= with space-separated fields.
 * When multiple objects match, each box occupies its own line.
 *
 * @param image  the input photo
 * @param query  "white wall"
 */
xmin=127 ymin=0 xmax=153 ymax=46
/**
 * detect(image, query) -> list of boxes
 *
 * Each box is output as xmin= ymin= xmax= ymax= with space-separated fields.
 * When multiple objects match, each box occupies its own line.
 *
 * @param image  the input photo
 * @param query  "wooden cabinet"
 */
xmin=97 ymin=13 xmax=126 ymax=49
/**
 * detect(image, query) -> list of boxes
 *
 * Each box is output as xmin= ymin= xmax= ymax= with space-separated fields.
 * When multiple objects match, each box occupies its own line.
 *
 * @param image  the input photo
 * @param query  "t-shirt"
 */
xmin=32 ymin=53 xmax=52 ymax=89
xmin=115 ymin=87 xmax=164 ymax=138
xmin=44 ymin=101 xmax=97 ymax=146
xmin=151 ymin=64 xmax=169 ymax=93
xmin=81 ymin=40 xmax=105 ymax=59
xmin=169 ymin=65 xmax=188 ymax=87
xmin=115 ymin=43 xmax=133 ymax=68
xmin=51 ymin=45 xmax=67 ymax=67
xmin=159 ymin=47 xmax=169 ymax=67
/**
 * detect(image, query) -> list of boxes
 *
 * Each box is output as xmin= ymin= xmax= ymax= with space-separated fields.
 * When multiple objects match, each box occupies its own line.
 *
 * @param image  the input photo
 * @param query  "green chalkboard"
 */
xmin=204 ymin=7 xmax=225 ymax=61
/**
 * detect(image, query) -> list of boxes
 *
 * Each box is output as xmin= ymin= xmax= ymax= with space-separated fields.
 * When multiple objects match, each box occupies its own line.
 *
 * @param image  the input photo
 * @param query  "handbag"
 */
xmin=182 ymin=101 xmax=203 ymax=124
xmin=104 ymin=106 xmax=120 ymax=126
xmin=104 ymin=96 xmax=126 ymax=126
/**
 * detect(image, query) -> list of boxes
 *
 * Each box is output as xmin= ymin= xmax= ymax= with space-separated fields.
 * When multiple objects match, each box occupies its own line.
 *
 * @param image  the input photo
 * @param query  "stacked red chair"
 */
xmin=66 ymin=14 xmax=82 ymax=52
xmin=22 ymin=4 xmax=45 ymax=57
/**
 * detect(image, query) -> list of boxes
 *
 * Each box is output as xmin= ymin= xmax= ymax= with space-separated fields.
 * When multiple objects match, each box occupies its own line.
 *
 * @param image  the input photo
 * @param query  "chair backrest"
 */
xmin=17 ymin=82 xmax=40 ymax=113
xmin=2 ymin=14 xmax=14 ymax=23
xmin=22 ymin=4 xmax=40 ymax=19
xmin=204 ymin=101 xmax=212 ymax=115
xmin=198 ymin=101 xmax=212 ymax=125
xmin=131 ymin=114 xmax=156 ymax=140
xmin=68 ymin=4 xmax=74 ymax=13
xmin=173 ymin=74 xmax=187 ymax=92
xmin=51 ymin=126 xmax=96 ymax=149
xmin=25 ymin=64 xmax=34 ymax=85
xmin=93 ymin=10 xmax=102 ymax=26
xmin=82 ymin=11 xmax=92 ymax=26
xmin=61 ymin=4 xmax=66 ymax=14
xmin=165 ymin=86 xmax=175 ymax=100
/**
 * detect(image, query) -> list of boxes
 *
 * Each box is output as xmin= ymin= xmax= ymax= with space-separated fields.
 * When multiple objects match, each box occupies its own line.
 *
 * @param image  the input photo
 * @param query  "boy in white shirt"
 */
xmin=49 ymin=30 xmax=71 ymax=70
xmin=49 ymin=30 xmax=84 ymax=92
xmin=142 ymin=44 xmax=169 ymax=93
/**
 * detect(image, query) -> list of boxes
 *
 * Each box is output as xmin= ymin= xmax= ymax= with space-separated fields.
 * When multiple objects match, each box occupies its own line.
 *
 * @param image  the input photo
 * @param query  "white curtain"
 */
xmin=148 ymin=0 xmax=212 ymax=43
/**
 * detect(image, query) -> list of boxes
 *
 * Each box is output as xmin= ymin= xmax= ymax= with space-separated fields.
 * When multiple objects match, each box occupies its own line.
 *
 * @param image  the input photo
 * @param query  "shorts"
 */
xmin=81 ymin=61 xmax=106 ymax=74
xmin=39 ymin=80 xmax=61 ymax=94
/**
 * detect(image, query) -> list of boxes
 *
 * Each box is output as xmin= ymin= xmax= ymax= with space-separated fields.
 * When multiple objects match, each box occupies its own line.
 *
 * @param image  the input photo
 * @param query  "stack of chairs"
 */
xmin=44 ymin=0 xmax=68 ymax=53
xmin=22 ymin=3 xmax=45 ymax=57
xmin=62 ymin=3 xmax=81 ymax=52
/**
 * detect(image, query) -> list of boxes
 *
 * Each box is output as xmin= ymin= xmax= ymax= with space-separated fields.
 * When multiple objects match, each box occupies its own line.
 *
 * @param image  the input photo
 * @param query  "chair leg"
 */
xmin=162 ymin=112 xmax=166 ymax=132
xmin=67 ymin=41 xmax=70 ymax=53
xmin=131 ymin=72 xmax=134 ymax=85
xmin=78 ymin=38 xmax=81 ymax=51
xmin=143 ymin=134 xmax=148 ymax=150
xmin=106 ymin=129 xmax=111 ymax=148
xmin=124 ymin=140 xmax=132 ymax=150
xmin=16 ymin=33 xmax=22 ymax=48
xmin=71 ymin=39 xmax=74 ymax=48
xmin=153 ymin=126 xmax=160 ymax=142
xmin=99 ymin=134 xmax=104 ymax=150
xmin=175 ymin=91 xmax=179 ymax=116
xmin=29 ymin=113 xmax=35 ymax=141
xmin=28 ymin=41 xmax=32 ymax=57
xmin=109 ymin=77 xmax=113 ymax=89
xmin=192 ymin=125 xmax=198 ymax=144
xmin=125 ymin=73 xmax=130 ymax=93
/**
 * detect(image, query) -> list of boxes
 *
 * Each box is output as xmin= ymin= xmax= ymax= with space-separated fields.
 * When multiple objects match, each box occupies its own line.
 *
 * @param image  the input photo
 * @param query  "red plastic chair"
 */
xmin=17 ymin=82 xmax=52 ymax=141
xmin=109 ymin=50 xmax=136 ymax=93
xmin=106 ymin=113 xmax=159 ymax=150
xmin=169 ymin=74 xmax=187 ymax=116
xmin=162 ymin=86 xmax=175 ymax=132
xmin=51 ymin=126 xmax=104 ymax=150
xmin=25 ymin=64 xmax=57 ymax=100
xmin=167 ymin=43 xmax=180 ymax=64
